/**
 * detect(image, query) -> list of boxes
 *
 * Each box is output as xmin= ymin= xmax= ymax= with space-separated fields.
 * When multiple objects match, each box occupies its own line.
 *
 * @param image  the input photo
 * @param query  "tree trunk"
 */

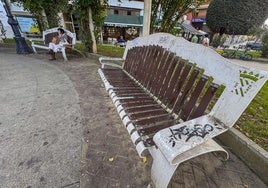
xmin=143 ymin=0 xmax=152 ymax=36
xmin=88 ymin=7 xmax=97 ymax=53
xmin=41 ymin=9 xmax=49 ymax=30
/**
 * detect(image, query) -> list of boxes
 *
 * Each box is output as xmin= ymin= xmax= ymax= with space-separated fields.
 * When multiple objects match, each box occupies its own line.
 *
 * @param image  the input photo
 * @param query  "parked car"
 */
xmin=246 ymin=41 xmax=262 ymax=50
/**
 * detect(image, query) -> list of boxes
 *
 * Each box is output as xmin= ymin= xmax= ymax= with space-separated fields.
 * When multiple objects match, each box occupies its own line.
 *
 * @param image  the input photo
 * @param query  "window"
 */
xmin=127 ymin=11 xmax=131 ymax=16
xmin=114 ymin=9 xmax=119 ymax=14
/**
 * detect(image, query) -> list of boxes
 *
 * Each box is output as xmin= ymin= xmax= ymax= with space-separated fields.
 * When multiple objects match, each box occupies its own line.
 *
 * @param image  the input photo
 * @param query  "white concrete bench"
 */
xmin=30 ymin=27 xmax=76 ymax=61
xmin=98 ymin=33 xmax=268 ymax=188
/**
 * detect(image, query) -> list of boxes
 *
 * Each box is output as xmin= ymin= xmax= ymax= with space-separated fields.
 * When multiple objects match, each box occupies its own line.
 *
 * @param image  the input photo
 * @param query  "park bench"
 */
xmin=98 ymin=33 xmax=268 ymax=188
xmin=30 ymin=27 xmax=76 ymax=61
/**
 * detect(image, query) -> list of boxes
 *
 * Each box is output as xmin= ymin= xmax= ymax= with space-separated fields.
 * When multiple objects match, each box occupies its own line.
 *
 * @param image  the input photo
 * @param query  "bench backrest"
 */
xmin=123 ymin=45 xmax=219 ymax=124
xmin=43 ymin=27 xmax=76 ymax=46
xmin=122 ymin=33 xmax=268 ymax=129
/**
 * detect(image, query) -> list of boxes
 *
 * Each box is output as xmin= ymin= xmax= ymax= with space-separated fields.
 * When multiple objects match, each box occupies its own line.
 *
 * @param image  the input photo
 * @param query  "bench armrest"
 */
xmin=30 ymin=38 xmax=44 ymax=46
xmin=153 ymin=114 xmax=227 ymax=165
xmin=99 ymin=57 xmax=124 ymax=69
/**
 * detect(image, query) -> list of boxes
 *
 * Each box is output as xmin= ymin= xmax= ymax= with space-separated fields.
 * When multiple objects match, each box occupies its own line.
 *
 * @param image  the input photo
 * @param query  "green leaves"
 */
xmin=11 ymin=0 xmax=69 ymax=31
xmin=207 ymin=0 xmax=268 ymax=35
xmin=150 ymin=0 xmax=207 ymax=34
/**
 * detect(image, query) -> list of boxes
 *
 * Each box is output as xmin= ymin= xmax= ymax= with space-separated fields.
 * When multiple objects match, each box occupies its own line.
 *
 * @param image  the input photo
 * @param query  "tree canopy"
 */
xmin=206 ymin=0 xmax=268 ymax=35
xmin=150 ymin=0 xmax=207 ymax=34
xmin=11 ymin=0 xmax=68 ymax=31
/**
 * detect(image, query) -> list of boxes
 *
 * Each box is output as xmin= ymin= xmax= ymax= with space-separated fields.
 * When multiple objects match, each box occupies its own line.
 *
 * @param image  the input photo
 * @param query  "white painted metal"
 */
xmin=149 ymin=147 xmax=178 ymax=188
xmin=148 ymin=139 xmax=228 ymax=188
xmin=99 ymin=57 xmax=124 ymax=69
xmin=98 ymin=33 xmax=268 ymax=188
xmin=126 ymin=123 xmax=136 ymax=135
xmin=130 ymin=131 xmax=140 ymax=145
xmin=136 ymin=141 xmax=147 ymax=157
xmin=153 ymin=115 xmax=226 ymax=165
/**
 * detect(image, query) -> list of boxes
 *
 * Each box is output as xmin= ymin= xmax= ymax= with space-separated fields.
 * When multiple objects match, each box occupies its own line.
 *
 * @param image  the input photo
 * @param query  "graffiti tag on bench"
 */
xmin=168 ymin=124 xmax=223 ymax=147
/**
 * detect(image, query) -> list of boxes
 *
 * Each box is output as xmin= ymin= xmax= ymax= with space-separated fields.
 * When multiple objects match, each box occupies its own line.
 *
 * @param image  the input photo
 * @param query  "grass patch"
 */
xmin=223 ymin=49 xmax=261 ymax=58
xmin=235 ymin=81 xmax=268 ymax=151
xmin=97 ymin=44 xmax=124 ymax=57
xmin=3 ymin=38 xmax=15 ymax=44
xmin=3 ymin=38 xmax=32 ymax=45
xmin=74 ymin=42 xmax=87 ymax=52
xmin=74 ymin=43 xmax=124 ymax=57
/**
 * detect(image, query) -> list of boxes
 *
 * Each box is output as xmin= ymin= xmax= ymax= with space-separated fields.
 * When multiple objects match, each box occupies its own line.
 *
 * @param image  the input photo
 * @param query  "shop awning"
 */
xmin=182 ymin=22 xmax=207 ymax=35
xmin=104 ymin=14 xmax=143 ymax=27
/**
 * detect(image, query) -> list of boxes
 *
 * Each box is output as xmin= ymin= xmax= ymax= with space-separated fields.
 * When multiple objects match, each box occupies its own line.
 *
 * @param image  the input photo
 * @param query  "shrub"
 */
xmin=261 ymin=31 xmax=268 ymax=58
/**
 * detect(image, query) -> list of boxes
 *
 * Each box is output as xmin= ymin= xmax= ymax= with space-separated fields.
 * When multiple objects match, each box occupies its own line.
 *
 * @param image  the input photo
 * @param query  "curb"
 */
xmin=217 ymin=128 xmax=268 ymax=185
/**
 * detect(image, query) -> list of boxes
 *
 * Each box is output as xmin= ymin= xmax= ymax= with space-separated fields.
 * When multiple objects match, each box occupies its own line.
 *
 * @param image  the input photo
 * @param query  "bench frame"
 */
xmin=30 ymin=27 xmax=76 ymax=61
xmin=98 ymin=33 xmax=268 ymax=188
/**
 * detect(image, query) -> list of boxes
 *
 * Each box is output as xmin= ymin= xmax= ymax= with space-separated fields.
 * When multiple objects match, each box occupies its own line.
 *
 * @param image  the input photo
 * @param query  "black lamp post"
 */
xmin=1 ymin=0 xmax=33 ymax=54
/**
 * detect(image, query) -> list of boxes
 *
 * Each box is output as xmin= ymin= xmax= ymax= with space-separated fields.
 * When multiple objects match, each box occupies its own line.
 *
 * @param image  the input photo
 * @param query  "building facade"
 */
xmin=103 ymin=0 xmax=144 ymax=43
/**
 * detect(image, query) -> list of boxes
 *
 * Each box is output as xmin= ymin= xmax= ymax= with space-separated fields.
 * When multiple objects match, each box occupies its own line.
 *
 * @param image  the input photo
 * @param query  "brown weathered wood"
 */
xmin=162 ymin=59 xmax=185 ymax=105
xmin=180 ymin=75 xmax=209 ymax=121
xmin=139 ymin=120 xmax=176 ymax=136
xmin=166 ymin=62 xmax=193 ymax=108
xmin=124 ymin=105 xmax=163 ymax=114
xmin=173 ymin=68 xmax=201 ymax=114
xmin=129 ymin=109 xmax=168 ymax=120
xmin=158 ymin=56 xmax=179 ymax=101
xmin=146 ymin=47 xmax=165 ymax=90
xmin=190 ymin=83 xmax=219 ymax=119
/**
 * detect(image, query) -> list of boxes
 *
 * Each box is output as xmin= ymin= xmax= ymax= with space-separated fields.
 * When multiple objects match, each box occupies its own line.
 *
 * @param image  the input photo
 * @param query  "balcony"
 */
xmin=104 ymin=14 xmax=143 ymax=27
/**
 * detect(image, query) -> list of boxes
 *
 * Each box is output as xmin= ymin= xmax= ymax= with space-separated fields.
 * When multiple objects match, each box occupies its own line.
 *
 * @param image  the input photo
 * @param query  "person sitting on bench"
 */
xmin=48 ymin=28 xmax=68 ymax=60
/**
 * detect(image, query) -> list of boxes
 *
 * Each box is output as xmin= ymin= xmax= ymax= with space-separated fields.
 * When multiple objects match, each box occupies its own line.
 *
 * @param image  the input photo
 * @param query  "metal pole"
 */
xmin=142 ymin=0 xmax=152 ymax=36
xmin=1 ymin=0 xmax=33 ymax=54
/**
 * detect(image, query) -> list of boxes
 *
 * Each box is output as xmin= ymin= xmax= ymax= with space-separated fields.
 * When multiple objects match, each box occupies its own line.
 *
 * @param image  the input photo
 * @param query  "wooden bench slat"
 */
xmin=120 ymin=102 xmax=159 ymax=109
xmin=189 ymin=83 xmax=219 ymax=119
xmin=143 ymin=47 xmax=160 ymax=87
xmin=113 ymin=89 xmax=144 ymax=94
xmin=157 ymin=56 xmax=180 ymax=101
xmin=124 ymin=105 xmax=163 ymax=113
xmin=155 ymin=52 xmax=176 ymax=97
xmin=135 ymin=114 xmax=174 ymax=126
xmin=162 ymin=59 xmax=186 ymax=105
xmin=145 ymin=47 xmax=165 ymax=90
xmin=150 ymin=51 xmax=170 ymax=96
xmin=173 ymin=68 xmax=201 ymax=115
xmin=166 ymin=62 xmax=193 ymax=109
xmin=129 ymin=109 xmax=168 ymax=120
xmin=180 ymin=75 xmax=209 ymax=121
xmin=139 ymin=120 xmax=177 ymax=136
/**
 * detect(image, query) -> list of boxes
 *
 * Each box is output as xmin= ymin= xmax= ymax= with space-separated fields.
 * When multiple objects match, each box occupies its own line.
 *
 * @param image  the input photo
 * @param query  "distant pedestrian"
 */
xmin=202 ymin=34 xmax=210 ymax=47
xmin=191 ymin=34 xmax=198 ymax=43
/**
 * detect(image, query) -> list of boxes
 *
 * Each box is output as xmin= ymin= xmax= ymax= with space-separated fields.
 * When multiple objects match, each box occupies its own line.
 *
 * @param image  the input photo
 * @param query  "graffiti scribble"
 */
xmin=168 ymin=124 xmax=219 ymax=147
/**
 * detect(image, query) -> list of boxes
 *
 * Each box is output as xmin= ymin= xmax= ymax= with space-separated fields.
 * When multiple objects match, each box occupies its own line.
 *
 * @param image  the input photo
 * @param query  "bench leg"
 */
xmin=149 ymin=139 xmax=229 ymax=188
xmin=62 ymin=49 xmax=68 ymax=61
xmin=32 ymin=45 xmax=37 ymax=53
xmin=149 ymin=147 xmax=179 ymax=188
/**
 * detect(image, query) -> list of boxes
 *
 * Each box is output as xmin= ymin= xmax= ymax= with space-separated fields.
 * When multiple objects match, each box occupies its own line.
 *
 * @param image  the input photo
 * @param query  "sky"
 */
xmin=265 ymin=18 xmax=268 ymax=25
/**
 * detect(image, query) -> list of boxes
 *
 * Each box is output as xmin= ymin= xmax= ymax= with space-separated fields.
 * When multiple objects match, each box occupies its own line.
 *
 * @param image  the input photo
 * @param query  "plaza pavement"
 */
xmin=0 ymin=46 xmax=267 ymax=188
